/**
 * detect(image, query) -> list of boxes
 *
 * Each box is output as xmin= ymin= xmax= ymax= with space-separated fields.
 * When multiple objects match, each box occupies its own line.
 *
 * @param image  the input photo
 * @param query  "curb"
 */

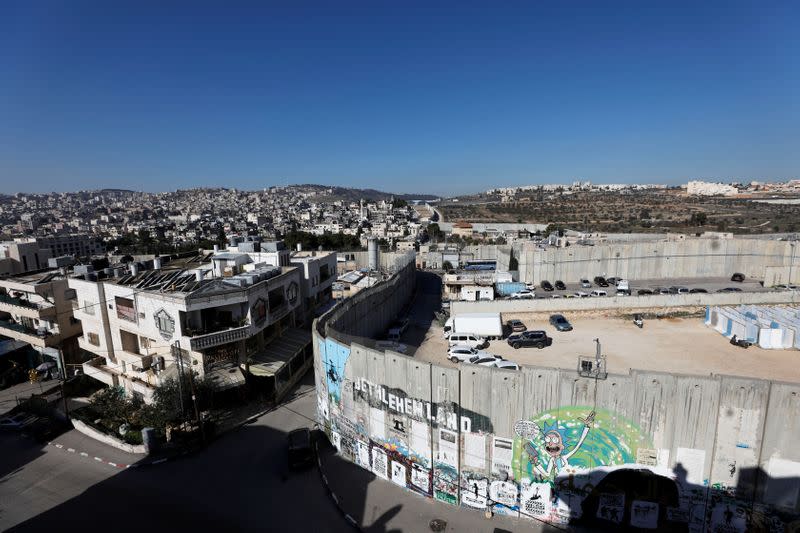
xmin=45 ymin=440 xmax=194 ymax=469
xmin=315 ymin=441 xmax=363 ymax=531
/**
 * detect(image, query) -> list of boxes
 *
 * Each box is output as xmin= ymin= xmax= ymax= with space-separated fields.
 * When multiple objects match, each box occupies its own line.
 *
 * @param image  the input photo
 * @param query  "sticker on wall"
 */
xmin=438 ymin=429 xmax=458 ymax=469
xmin=464 ymin=432 xmax=486 ymax=469
xmin=372 ymin=447 xmax=388 ymax=480
xmin=356 ymin=440 xmax=371 ymax=469
xmin=596 ymin=493 xmax=625 ymax=524
xmin=520 ymin=480 xmax=552 ymax=519
xmin=630 ymin=500 xmax=659 ymax=529
xmin=411 ymin=463 xmax=431 ymax=494
xmin=391 ymin=461 xmax=407 ymax=487
xmin=491 ymin=437 xmax=514 ymax=476
xmin=460 ymin=473 xmax=488 ymax=509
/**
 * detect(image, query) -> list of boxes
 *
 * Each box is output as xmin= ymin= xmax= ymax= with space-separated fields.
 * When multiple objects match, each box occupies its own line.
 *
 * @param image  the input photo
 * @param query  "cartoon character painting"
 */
xmin=522 ymin=410 xmax=596 ymax=478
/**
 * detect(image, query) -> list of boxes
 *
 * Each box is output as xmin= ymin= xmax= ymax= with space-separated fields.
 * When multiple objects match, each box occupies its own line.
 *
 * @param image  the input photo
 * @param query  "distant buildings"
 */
xmin=686 ymin=180 xmax=739 ymax=196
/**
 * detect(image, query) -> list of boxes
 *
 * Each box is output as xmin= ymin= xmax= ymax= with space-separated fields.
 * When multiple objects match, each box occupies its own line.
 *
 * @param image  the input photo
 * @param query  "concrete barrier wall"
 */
xmin=313 ymin=267 xmax=800 ymax=531
xmin=451 ymin=290 xmax=800 ymax=316
xmin=71 ymin=418 xmax=146 ymax=455
xmin=513 ymin=238 xmax=799 ymax=284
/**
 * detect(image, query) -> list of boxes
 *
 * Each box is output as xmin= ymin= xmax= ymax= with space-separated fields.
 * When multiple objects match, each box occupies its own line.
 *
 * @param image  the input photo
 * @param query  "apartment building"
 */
xmin=69 ymin=248 xmax=315 ymax=403
xmin=289 ymin=249 xmax=336 ymax=322
xmin=0 ymin=270 xmax=83 ymax=374
xmin=36 ymin=234 xmax=105 ymax=258
xmin=0 ymin=239 xmax=53 ymax=275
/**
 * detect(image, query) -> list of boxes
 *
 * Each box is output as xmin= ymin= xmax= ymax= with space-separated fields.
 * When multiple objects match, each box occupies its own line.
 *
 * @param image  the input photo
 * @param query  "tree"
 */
xmin=427 ymin=223 xmax=442 ymax=242
xmin=508 ymin=249 xmax=519 ymax=271
xmin=442 ymin=261 xmax=454 ymax=271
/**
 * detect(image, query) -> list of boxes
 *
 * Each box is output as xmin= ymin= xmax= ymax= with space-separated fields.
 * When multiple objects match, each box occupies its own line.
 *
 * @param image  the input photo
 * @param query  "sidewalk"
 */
xmin=317 ymin=439 xmax=564 ymax=533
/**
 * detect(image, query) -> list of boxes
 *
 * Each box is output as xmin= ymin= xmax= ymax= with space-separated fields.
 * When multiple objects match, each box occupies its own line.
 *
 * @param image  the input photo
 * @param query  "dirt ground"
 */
xmin=410 ymin=314 xmax=800 ymax=383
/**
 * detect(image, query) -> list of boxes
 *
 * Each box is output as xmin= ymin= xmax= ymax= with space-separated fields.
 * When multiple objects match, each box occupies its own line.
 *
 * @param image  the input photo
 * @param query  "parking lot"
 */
xmin=411 ymin=314 xmax=800 ymax=383
xmin=498 ymin=276 xmax=771 ymax=300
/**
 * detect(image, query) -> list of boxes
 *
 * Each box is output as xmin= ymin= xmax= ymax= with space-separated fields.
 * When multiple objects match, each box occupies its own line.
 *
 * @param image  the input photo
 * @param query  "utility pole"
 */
xmin=172 ymin=341 xmax=185 ymax=419
xmin=186 ymin=364 xmax=206 ymax=443
xmin=58 ymin=348 xmax=69 ymax=418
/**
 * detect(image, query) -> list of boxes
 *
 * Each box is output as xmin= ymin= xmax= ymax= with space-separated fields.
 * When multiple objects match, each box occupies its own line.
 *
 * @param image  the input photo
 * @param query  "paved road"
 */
xmin=1 ymin=369 xmax=561 ymax=532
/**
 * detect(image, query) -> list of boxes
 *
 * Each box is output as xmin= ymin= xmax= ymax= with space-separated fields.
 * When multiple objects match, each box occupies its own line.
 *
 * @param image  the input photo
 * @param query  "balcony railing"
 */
xmin=189 ymin=324 xmax=250 ymax=351
xmin=0 ymin=293 xmax=56 ymax=316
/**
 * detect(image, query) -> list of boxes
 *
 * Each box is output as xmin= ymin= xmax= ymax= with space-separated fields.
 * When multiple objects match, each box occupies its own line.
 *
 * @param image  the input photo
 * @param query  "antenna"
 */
xmin=577 ymin=338 xmax=608 ymax=379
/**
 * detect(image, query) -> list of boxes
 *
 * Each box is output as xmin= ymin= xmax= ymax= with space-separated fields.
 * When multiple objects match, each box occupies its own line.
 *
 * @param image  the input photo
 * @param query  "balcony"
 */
xmin=0 ymin=293 xmax=56 ymax=318
xmin=0 ymin=318 xmax=62 ymax=347
xmin=82 ymin=357 xmax=119 ymax=387
xmin=189 ymin=324 xmax=250 ymax=351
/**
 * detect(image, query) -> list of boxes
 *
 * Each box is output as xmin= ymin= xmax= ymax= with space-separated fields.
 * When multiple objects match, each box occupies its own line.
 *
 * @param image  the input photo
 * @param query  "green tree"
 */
xmin=508 ymin=249 xmax=519 ymax=271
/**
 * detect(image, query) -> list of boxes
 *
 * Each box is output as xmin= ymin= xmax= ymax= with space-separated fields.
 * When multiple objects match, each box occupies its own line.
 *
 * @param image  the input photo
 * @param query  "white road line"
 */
xmin=94 ymin=457 xmax=103 ymax=462
xmin=108 ymin=462 xmax=118 ymax=467
xmin=55 ymin=444 xmax=63 ymax=448
xmin=67 ymin=448 xmax=75 ymax=453
xmin=80 ymin=452 xmax=88 ymax=457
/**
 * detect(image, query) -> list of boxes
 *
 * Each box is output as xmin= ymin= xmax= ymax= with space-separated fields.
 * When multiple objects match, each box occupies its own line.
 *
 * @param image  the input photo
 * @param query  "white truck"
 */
xmin=443 ymin=312 xmax=503 ymax=340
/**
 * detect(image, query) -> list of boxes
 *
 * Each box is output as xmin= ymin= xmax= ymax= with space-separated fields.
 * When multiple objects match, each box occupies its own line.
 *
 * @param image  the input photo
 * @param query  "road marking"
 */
xmin=108 ymin=462 xmax=118 ymax=467
xmin=152 ymin=458 xmax=167 ymax=464
xmin=55 ymin=444 xmax=63 ymax=448
xmin=67 ymin=448 xmax=75 ymax=453
xmin=94 ymin=457 xmax=103 ymax=462
xmin=80 ymin=452 xmax=88 ymax=457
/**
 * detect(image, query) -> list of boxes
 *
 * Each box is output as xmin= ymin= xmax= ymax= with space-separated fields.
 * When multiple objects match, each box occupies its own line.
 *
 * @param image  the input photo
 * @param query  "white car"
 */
xmin=447 ymin=346 xmax=492 ymax=363
xmin=590 ymin=289 xmax=607 ymax=297
xmin=510 ymin=290 xmax=535 ymax=299
xmin=494 ymin=360 xmax=520 ymax=370
xmin=466 ymin=354 xmax=504 ymax=367
xmin=574 ymin=291 xmax=589 ymax=298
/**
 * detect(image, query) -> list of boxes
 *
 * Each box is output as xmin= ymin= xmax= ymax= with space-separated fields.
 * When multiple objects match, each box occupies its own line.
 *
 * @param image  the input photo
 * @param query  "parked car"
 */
xmin=24 ymin=417 xmax=71 ymax=443
xmin=447 ymin=333 xmax=488 ymax=349
xmin=616 ymin=289 xmax=631 ymax=296
xmin=493 ymin=360 xmax=520 ymax=371
xmin=549 ymin=314 xmax=573 ymax=331
xmin=554 ymin=280 xmax=566 ymax=290
xmin=717 ymin=287 xmax=742 ymax=293
xmin=448 ymin=346 xmax=492 ymax=363
xmin=590 ymin=289 xmax=607 ymax=297
xmin=506 ymin=319 xmax=527 ymax=333
xmin=574 ymin=291 xmax=589 ymax=298
xmin=507 ymin=330 xmax=553 ymax=349
xmin=580 ymin=279 xmax=592 ymax=288
xmin=606 ymin=277 xmax=618 ymax=286
xmin=689 ymin=288 xmax=708 ymax=293
xmin=510 ymin=290 xmax=535 ymax=299
xmin=669 ymin=286 xmax=689 ymax=294
xmin=657 ymin=287 xmax=671 ymax=295
xmin=593 ymin=276 xmax=609 ymax=287
xmin=466 ymin=355 xmax=505 ymax=367
xmin=287 ymin=428 xmax=315 ymax=470
xmin=731 ymin=273 xmax=746 ymax=282
xmin=0 ymin=413 xmax=38 ymax=431
xmin=540 ymin=280 xmax=554 ymax=291
xmin=525 ymin=283 xmax=536 ymax=291
xmin=637 ymin=288 xmax=654 ymax=295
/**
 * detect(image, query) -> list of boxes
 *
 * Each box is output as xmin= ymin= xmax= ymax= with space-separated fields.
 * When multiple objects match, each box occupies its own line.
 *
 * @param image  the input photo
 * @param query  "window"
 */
xmin=87 ymin=332 xmax=100 ymax=346
xmin=115 ymin=296 xmax=136 ymax=322
xmin=83 ymin=300 xmax=95 ymax=315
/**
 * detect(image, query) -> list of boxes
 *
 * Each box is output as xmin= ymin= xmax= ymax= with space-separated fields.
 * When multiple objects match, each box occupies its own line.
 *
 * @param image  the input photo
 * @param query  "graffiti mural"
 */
xmin=513 ymin=406 xmax=653 ymax=481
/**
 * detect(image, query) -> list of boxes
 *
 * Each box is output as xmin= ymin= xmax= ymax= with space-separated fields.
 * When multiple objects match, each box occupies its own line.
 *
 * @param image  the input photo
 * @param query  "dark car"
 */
xmin=549 ymin=314 xmax=573 ymax=332
xmin=731 ymin=273 xmax=745 ymax=282
xmin=717 ymin=287 xmax=742 ymax=293
xmin=637 ymin=288 xmax=654 ymax=296
xmin=507 ymin=330 xmax=553 ymax=349
xmin=689 ymin=288 xmax=708 ymax=293
xmin=506 ymin=319 xmax=527 ymax=333
xmin=593 ymin=276 xmax=609 ymax=287
xmin=554 ymin=280 xmax=566 ymax=290
xmin=24 ymin=417 xmax=71 ymax=443
xmin=287 ymin=428 xmax=315 ymax=470
xmin=606 ymin=277 xmax=618 ymax=286
xmin=540 ymin=280 xmax=554 ymax=291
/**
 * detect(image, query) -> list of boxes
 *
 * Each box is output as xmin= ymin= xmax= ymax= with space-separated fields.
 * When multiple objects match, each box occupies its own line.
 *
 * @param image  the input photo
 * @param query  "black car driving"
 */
xmin=507 ymin=330 xmax=553 ymax=349
xmin=549 ymin=314 xmax=573 ymax=331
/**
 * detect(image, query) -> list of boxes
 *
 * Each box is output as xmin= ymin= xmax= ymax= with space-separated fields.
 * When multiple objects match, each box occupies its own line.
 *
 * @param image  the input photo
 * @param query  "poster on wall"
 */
xmin=675 ymin=447 xmax=706 ymax=485
xmin=372 ymin=447 xmax=389 ymax=479
xmin=433 ymin=464 xmax=459 ymax=505
xmin=410 ymin=419 xmax=431 ymax=462
xmin=356 ymin=440 xmax=371 ymax=469
xmin=390 ymin=461 xmax=407 ymax=487
xmin=630 ymin=500 xmax=659 ymax=529
xmin=491 ymin=437 xmax=514 ymax=476
xmin=520 ymin=480 xmax=552 ymax=519
xmin=464 ymin=432 xmax=486 ymax=469
xmin=489 ymin=480 xmax=519 ymax=515
xmin=331 ymin=430 xmax=341 ymax=453
xmin=596 ymin=493 xmax=625 ymax=524
xmin=370 ymin=407 xmax=386 ymax=441
xmin=438 ymin=429 xmax=458 ymax=468
xmin=709 ymin=503 xmax=747 ymax=533
xmin=317 ymin=394 xmax=329 ymax=421
xmin=411 ymin=463 xmax=431 ymax=494
xmin=461 ymin=474 xmax=488 ymax=508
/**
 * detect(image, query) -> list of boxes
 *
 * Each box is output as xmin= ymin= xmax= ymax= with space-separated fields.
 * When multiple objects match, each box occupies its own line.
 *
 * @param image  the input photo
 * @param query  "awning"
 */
xmin=205 ymin=362 xmax=247 ymax=391
xmin=246 ymin=328 xmax=311 ymax=378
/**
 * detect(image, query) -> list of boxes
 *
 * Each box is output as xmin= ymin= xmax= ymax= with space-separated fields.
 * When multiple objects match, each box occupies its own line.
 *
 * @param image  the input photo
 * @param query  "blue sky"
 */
xmin=1 ymin=1 xmax=797 ymax=196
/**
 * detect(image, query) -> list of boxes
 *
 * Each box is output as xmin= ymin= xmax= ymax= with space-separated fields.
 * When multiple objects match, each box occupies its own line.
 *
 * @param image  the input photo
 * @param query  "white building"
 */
xmin=686 ymin=180 xmax=739 ymax=196
xmin=69 ymin=249 xmax=315 ymax=403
